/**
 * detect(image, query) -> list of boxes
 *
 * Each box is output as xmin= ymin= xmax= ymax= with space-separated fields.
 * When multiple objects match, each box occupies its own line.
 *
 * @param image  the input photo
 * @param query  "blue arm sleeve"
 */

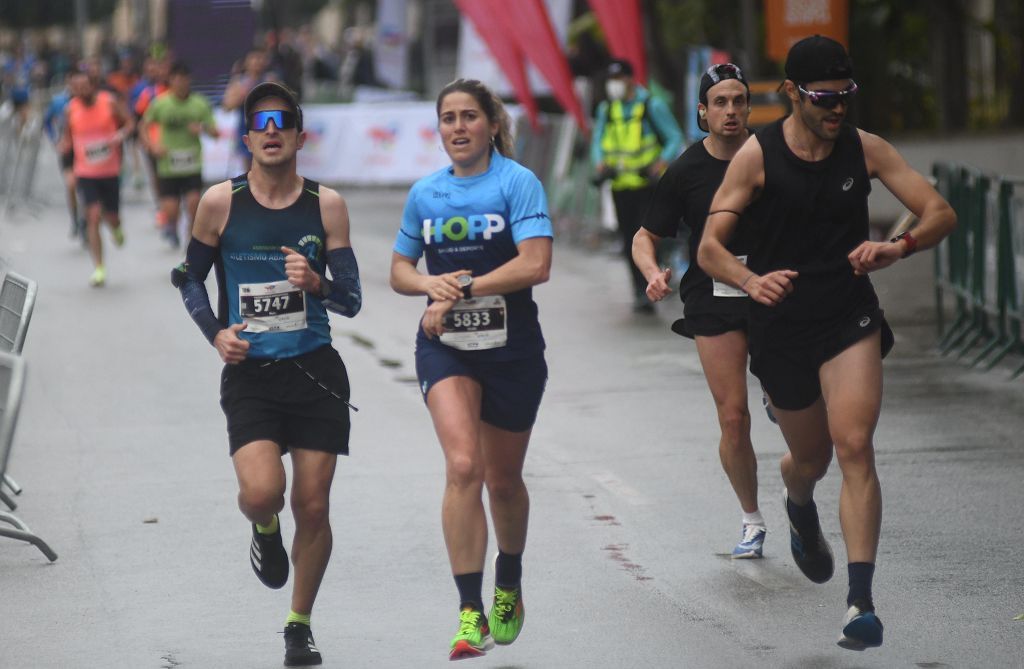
xmin=647 ymin=96 xmax=685 ymax=162
xmin=170 ymin=238 xmax=223 ymax=344
xmin=320 ymin=247 xmax=361 ymax=317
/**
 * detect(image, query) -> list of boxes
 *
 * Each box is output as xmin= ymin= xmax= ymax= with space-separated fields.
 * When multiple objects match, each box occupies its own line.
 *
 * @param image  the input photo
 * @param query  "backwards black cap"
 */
xmin=784 ymin=35 xmax=853 ymax=85
xmin=697 ymin=63 xmax=749 ymax=132
xmin=606 ymin=58 xmax=634 ymax=78
xmin=243 ymin=81 xmax=303 ymax=131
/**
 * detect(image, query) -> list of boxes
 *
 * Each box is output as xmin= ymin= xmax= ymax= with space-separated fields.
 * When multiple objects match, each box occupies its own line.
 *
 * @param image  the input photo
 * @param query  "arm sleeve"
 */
xmin=320 ymin=247 xmax=361 ymax=317
xmin=393 ymin=186 xmax=425 ymax=259
xmin=508 ymin=169 xmax=553 ymax=244
xmin=170 ymin=238 xmax=223 ymax=344
xmin=648 ymin=96 xmax=684 ymax=162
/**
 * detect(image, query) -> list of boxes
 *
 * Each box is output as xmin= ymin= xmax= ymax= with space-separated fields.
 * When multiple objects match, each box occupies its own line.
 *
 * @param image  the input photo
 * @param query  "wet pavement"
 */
xmin=1 ymin=150 xmax=1022 ymax=668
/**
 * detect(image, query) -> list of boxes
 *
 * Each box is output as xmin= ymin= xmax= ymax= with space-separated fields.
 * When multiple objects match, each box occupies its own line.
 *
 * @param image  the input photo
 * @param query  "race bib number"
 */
xmin=238 ymin=279 xmax=306 ymax=333
xmin=168 ymin=149 xmax=199 ymax=173
xmin=84 ymin=141 xmax=112 ymax=164
xmin=713 ymin=255 xmax=749 ymax=298
xmin=440 ymin=295 xmax=507 ymax=351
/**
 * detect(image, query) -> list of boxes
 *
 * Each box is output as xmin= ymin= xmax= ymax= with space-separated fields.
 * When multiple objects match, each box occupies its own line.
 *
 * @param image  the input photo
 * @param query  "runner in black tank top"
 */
xmin=697 ymin=36 xmax=956 ymax=651
xmin=633 ymin=64 xmax=770 ymax=560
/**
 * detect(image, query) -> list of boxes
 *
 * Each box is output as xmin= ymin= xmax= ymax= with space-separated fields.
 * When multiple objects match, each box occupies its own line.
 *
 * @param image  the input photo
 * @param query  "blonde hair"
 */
xmin=436 ymin=78 xmax=515 ymax=159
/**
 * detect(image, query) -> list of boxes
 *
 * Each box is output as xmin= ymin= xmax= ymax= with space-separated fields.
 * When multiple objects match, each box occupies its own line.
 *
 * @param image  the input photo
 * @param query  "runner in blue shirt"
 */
xmin=390 ymin=78 xmax=553 ymax=661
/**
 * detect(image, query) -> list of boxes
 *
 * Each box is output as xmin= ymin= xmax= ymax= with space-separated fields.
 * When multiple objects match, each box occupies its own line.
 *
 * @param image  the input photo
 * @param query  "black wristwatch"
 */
xmin=457 ymin=274 xmax=473 ymax=300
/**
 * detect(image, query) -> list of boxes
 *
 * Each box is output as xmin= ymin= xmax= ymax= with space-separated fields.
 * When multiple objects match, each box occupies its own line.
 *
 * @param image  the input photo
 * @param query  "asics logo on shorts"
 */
xmin=422 ymin=214 xmax=506 ymax=244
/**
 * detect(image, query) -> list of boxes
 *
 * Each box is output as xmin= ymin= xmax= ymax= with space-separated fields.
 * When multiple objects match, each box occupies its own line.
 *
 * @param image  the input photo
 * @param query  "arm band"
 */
xmin=321 ymin=247 xmax=362 ymax=317
xmin=708 ymin=209 xmax=743 ymax=217
xmin=171 ymin=238 xmax=223 ymax=344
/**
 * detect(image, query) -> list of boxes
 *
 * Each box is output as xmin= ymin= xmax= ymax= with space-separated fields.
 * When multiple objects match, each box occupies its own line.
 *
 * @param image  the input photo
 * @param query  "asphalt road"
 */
xmin=1 ymin=151 xmax=1022 ymax=669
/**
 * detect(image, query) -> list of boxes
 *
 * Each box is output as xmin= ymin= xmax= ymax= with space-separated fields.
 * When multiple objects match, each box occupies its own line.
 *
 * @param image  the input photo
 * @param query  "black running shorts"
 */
xmin=77 ymin=176 xmax=120 ymax=213
xmin=749 ymin=303 xmax=894 ymax=411
xmin=220 ymin=345 xmax=351 ymax=456
xmin=157 ymin=173 xmax=203 ymax=199
xmin=671 ymin=313 xmax=748 ymax=339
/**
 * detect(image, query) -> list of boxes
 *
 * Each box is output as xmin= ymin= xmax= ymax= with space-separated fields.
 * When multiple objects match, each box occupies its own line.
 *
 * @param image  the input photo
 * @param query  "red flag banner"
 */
xmin=454 ymin=0 xmax=541 ymax=130
xmin=492 ymin=0 xmax=590 ymax=132
xmin=588 ymin=0 xmax=646 ymax=84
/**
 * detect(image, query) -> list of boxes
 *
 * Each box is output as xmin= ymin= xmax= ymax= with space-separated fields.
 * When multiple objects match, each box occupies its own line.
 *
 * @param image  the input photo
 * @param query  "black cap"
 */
xmin=243 ymin=81 xmax=303 ymax=131
xmin=606 ymin=58 xmax=634 ymax=78
xmin=784 ymin=35 xmax=853 ymax=85
xmin=697 ymin=63 xmax=749 ymax=132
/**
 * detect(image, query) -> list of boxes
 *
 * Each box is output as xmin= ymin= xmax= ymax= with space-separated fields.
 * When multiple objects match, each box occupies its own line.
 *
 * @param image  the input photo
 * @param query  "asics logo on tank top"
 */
xmin=842 ymin=177 xmax=855 ymax=191
xmin=422 ymin=214 xmax=506 ymax=245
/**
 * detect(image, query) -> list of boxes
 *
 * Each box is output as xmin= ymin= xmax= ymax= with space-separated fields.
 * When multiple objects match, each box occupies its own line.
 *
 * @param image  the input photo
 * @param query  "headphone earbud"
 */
xmin=698 ymin=108 xmax=707 ymax=119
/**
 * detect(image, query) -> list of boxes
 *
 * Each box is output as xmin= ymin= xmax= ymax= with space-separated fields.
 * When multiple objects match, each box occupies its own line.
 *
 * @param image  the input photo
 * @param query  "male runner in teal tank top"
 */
xmin=171 ymin=82 xmax=362 ymax=666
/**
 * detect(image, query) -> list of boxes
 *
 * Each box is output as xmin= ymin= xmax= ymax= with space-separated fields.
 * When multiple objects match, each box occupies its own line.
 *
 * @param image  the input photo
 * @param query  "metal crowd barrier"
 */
xmin=933 ymin=162 xmax=1024 ymax=377
xmin=0 ymin=105 xmax=45 ymax=218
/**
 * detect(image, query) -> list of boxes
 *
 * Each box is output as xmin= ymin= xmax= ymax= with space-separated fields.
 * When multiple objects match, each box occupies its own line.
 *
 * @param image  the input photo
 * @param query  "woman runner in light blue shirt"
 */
xmin=390 ymin=78 xmax=553 ymax=661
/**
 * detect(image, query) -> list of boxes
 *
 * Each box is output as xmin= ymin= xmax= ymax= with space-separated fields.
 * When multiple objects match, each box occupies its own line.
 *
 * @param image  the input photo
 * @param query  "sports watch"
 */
xmin=890 ymin=230 xmax=918 ymax=258
xmin=457 ymin=274 xmax=473 ymax=300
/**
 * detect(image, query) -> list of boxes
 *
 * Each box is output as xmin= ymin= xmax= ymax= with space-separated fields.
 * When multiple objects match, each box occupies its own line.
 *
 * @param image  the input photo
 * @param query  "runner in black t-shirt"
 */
xmin=698 ymin=36 xmax=956 ymax=651
xmin=632 ymin=63 xmax=769 ymax=560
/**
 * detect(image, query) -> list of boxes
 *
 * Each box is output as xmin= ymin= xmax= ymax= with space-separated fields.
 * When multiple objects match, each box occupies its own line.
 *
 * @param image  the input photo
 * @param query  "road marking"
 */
xmin=591 ymin=471 xmax=652 ymax=505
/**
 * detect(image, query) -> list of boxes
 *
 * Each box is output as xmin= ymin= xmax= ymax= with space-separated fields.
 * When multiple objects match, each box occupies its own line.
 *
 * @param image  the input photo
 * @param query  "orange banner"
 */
xmin=765 ymin=0 xmax=849 ymax=63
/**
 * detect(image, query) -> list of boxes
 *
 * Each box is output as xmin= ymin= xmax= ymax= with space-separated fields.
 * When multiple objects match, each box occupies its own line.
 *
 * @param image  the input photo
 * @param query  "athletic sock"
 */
xmin=786 ymin=496 xmax=819 ymax=531
xmin=742 ymin=510 xmax=765 ymax=527
xmin=285 ymin=610 xmax=311 ymax=627
xmin=847 ymin=562 xmax=875 ymax=609
xmin=494 ymin=550 xmax=523 ymax=588
xmin=255 ymin=514 xmax=279 ymax=535
xmin=454 ymin=572 xmax=484 ymax=612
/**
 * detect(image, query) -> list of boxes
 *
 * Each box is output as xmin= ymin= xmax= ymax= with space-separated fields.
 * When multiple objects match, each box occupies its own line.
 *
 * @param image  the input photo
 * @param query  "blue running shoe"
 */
xmin=783 ymin=489 xmax=834 ymax=583
xmin=731 ymin=523 xmax=766 ymax=559
xmin=838 ymin=601 xmax=884 ymax=650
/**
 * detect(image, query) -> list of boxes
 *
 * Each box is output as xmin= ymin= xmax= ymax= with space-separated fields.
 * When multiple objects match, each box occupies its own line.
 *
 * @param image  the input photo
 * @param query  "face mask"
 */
xmin=606 ymin=79 xmax=627 ymax=101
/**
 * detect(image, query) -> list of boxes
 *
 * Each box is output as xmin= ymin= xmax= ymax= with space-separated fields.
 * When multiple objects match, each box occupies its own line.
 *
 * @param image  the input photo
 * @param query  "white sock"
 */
xmin=742 ymin=510 xmax=765 ymax=527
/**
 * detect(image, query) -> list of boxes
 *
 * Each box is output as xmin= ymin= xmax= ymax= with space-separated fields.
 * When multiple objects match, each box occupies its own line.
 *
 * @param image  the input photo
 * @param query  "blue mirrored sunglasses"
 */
xmin=249 ymin=109 xmax=297 ymax=131
xmin=798 ymin=82 xmax=858 ymax=108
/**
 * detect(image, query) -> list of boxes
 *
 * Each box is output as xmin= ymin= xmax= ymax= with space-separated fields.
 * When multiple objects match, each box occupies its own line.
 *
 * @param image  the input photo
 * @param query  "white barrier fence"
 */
xmin=201 ymin=102 xmax=456 ymax=186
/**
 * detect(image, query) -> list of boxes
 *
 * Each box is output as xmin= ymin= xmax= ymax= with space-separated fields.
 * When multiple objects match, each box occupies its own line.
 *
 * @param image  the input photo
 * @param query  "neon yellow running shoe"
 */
xmin=112 ymin=226 xmax=125 ymax=247
xmin=488 ymin=585 xmax=525 ymax=645
xmin=449 ymin=607 xmax=494 ymax=661
xmin=89 ymin=266 xmax=106 ymax=287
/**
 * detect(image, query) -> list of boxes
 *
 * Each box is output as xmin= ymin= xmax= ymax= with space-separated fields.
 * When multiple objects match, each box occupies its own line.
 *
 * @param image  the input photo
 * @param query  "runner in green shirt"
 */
xmin=140 ymin=61 xmax=217 ymax=248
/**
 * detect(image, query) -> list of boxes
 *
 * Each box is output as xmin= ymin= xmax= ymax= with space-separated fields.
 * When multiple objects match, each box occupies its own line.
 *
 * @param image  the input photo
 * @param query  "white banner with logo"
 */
xmin=203 ymin=102 xmax=520 ymax=186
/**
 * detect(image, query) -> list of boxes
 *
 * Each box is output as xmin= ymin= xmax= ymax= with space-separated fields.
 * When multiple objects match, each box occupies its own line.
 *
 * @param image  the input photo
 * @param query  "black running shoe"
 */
xmin=783 ymin=489 xmax=834 ymax=584
xmin=250 ymin=519 xmax=289 ymax=589
xmin=284 ymin=622 xmax=322 ymax=666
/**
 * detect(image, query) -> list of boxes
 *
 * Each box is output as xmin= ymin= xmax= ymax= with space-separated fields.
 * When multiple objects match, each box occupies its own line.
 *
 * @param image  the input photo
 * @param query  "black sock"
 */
xmin=786 ymin=496 xmax=820 ymax=531
xmin=454 ymin=572 xmax=484 ymax=612
xmin=494 ymin=550 xmax=523 ymax=588
xmin=847 ymin=562 xmax=875 ymax=609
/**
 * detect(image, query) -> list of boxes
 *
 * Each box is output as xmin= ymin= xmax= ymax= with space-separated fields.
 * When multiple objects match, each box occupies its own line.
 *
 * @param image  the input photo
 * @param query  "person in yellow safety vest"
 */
xmin=591 ymin=58 xmax=684 ymax=313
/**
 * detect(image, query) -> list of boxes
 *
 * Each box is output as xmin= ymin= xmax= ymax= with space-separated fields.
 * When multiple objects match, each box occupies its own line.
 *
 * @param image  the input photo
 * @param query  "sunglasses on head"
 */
xmin=705 ymin=63 xmax=743 ymax=84
xmin=797 ymin=81 xmax=858 ymax=108
xmin=249 ymin=109 xmax=297 ymax=132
